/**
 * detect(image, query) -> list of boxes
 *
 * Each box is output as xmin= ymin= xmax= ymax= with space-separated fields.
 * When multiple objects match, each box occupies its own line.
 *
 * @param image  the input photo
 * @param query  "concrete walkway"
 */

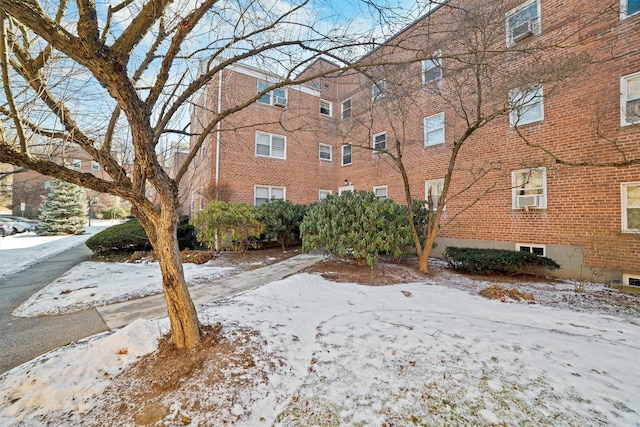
xmin=97 ymin=253 xmax=324 ymax=329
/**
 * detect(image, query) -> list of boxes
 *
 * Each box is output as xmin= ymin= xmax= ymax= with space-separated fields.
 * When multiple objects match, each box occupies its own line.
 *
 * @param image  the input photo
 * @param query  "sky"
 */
xmin=0 ymin=227 xmax=638 ymax=425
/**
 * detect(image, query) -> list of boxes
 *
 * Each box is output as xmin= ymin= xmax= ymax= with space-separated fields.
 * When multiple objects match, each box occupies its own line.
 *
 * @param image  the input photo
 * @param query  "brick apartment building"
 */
xmin=184 ymin=0 xmax=640 ymax=283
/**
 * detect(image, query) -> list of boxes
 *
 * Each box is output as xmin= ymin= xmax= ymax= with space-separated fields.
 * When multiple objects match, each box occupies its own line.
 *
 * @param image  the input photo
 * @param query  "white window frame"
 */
xmin=506 ymin=0 xmax=541 ymax=47
xmin=509 ymin=84 xmax=544 ymax=126
xmin=424 ymin=112 xmax=445 ymax=146
xmin=257 ymin=81 xmax=287 ymax=107
xmin=621 ymin=182 xmax=640 ymax=232
xmin=516 ymin=243 xmax=546 ymax=256
xmin=621 ymin=71 xmax=640 ymax=126
xmin=255 ymin=131 xmax=286 ymax=159
xmin=319 ymin=189 xmax=332 ymax=200
xmin=341 ymin=144 xmax=352 ymax=166
xmin=319 ymin=143 xmax=332 ymax=161
xmin=422 ymin=51 xmax=442 ymax=84
xmin=511 ymin=167 xmax=547 ymax=210
xmin=623 ymin=273 xmax=640 ymax=286
xmin=320 ymin=99 xmax=332 ymax=117
xmin=72 ymin=159 xmax=81 ymax=169
xmin=91 ymin=161 xmax=100 ymax=171
xmin=341 ymin=99 xmax=352 ymax=120
xmin=621 ymin=0 xmax=640 ymax=19
xmin=254 ymin=185 xmax=286 ymax=206
xmin=425 ymin=178 xmax=445 ymax=211
xmin=373 ymin=185 xmax=388 ymax=200
xmin=44 ymin=180 xmax=51 ymax=190
xmin=372 ymin=80 xmax=386 ymax=101
xmin=372 ymin=132 xmax=387 ymax=151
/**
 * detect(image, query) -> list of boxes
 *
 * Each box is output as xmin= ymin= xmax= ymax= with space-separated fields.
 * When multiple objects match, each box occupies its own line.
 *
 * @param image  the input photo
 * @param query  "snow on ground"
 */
xmin=1 ymin=271 xmax=638 ymax=426
xmin=12 ymin=261 xmax=235 ymax=317
xmin=0 ymin=220 xmax=119 ymax=280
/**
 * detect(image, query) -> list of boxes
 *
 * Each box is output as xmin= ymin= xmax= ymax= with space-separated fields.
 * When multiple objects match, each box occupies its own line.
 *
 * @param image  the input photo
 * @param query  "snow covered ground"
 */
xmin=0 ymin=229 xmax=638 ymax=426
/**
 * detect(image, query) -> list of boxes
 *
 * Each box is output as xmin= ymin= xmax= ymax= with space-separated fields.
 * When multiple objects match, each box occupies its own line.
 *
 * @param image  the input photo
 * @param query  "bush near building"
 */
xmin=443 ymin=247 xmax=560 ymax=276
xmin=301 ymin=191 xmax=411 ymax=267
xmin=191 ymin=200 xmax=265 ymax=255
xmin=86 ymin=217 xmax=197 ymax=255
xmin=257 ymin=199 xmax=306 ymax=252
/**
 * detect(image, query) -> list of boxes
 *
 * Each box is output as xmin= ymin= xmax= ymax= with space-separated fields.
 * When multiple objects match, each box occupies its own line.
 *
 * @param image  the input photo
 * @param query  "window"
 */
xmin=319 ymin=143 xmax=332 ymax=161
xmin=72 ymin=159 xmax=81 ymax=169
xmin=320 ymin=100 xmax=332 ymax=117
xmin=621 ymin=72 xmax=640 ymax=126
xmin=257 ymin=81 xmax=287 ymax=107
xmin=254 ymin=185 xmax=285 ymax=206
xmin=621 ymin=0 xmax=640 ymax=19
xmin=199 ymin=189 xmax=204 ymax=211
xmin=372 ymin=80 xmax=386 ymax=101
xmin=422 ymin=52 xmax=442 ymax=84
xmin=621 ymin=183 xmax=640 ymax=232
xmin=512 ymin=168 xmax=547 ymax=209
xmin=623 ymin=273 xmax=640 ymax=287
xmin=373 ymin=185 xmax=388 ymax=200
xmin=516 ymin=243 xmax=545 ymax=256
xmin=509 ymin=84 xmax=544 ymax=126
xmin=190 ymin=193 xmax=195 ymax=215
xmin=373 ymin=132 xmax=387 ymax=151
xmin=341 ymin=144 xmax=352 ymax=166
xmin=44 ymin=181 xmax=51 ymax=190
xmin=91 ymin=161 xmax=100 ymax=171
xmin=424 ymin=112 xmax=445 ymax=146
xmin=506 ymin=0 xmax=541 ymax=46
xmin=341 ymin=99 xmax=352 ymax=120
xmin=319 ymin=189 xmax=332 ymax=200
xmin=425 ymin=179 xmax=444 ymax=210
xmin=256 ymin=131 xmax=286 ymax=159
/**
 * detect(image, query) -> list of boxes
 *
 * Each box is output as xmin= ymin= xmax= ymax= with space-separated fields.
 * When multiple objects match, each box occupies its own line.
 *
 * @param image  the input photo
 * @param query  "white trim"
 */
xmin=425 ymin=178 xmax=445 ymax=210
xmin=621 ymin=182 xmax=640 ymax=232
xmin=620 ymin=71 xmax=640 ymax=126
xmin=320 ymin=99 xmax=332 ymax=117
xmin=255 ymin=131 xmax=287 ymax=159
xmin=622 ymin=273 xmax=640 ymax=286
xmin=319 ymin=143 xmax=332 ymax=161
xmin=341 ymin=144 xmax=352 ymax=166
xmin=424 ymin=112 xmax=445 ymax=146
xmin=372 ymin=131 xmax=387 ymax=150
xmin=505 ymin=0 xmax=541 ymax=47
xmin=373 ymin=185 xmax=388 ymax=200
xmin=254 ymin=185 xmax=286 ymax=206
xmin=509 ymin=84 xmax=544 ymax=126
xmin=341 ymin=98 xmax=352 ymax=120
xmin=511 ymin=167 xmax=547 ymax=209
xmin=319 ymin=189 xmax=332 ymax=200
xmin=516 ymin=242 xmax=546 ymax=256
xmin=422 ymin=51 xmax=442 ymax=84
xmin=621 ymin=0 xmax=640 ymax=19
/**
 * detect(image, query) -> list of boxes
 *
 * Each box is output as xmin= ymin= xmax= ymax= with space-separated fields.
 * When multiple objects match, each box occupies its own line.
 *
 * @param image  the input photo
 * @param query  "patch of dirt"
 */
xmin=303 ymin=254 xmax=427 ymax=286
xmin=87 ymin=323 xmax=279 ymax=426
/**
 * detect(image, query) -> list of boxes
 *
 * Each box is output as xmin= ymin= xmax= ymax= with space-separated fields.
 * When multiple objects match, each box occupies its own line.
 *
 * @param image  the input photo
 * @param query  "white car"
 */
xmin=0 ymin=216 xmax=35 ymax=233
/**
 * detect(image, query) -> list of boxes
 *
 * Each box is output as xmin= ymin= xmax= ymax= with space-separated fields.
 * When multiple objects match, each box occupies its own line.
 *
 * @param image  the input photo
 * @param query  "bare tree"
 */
xmin=0 ymin=0 xmax=376 ymax=348
xmin=336 ymin=0 xmax=636 ymax=273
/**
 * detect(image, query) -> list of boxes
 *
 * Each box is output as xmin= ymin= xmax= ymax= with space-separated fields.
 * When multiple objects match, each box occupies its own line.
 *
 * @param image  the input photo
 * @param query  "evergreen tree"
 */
xmin=38 ymin=180 xmax=88 ymax=235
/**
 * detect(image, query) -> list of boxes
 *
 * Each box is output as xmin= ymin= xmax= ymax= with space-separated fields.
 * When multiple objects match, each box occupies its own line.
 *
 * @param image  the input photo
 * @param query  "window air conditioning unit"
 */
xmin=274 ymin=96 xmax=287 ymax=107
xmin=511 ymin=20 xmax=533 ymax=42
xmin=517 ymin=195 xmax=539 ymax=209
xmin=626 ymin=98 xmax=640 ymax=123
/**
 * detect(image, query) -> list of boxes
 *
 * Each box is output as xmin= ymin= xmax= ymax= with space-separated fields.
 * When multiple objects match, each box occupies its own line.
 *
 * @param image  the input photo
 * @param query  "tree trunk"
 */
xmin=417 ymin=249 xmax=430 ymax=274
xmin=147 ymin=207 xmax=201 ymax=349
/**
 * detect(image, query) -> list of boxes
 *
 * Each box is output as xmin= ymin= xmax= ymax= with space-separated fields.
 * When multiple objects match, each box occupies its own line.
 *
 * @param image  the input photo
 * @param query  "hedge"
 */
xmin=443 ymin=246 xmax=560 ymax=275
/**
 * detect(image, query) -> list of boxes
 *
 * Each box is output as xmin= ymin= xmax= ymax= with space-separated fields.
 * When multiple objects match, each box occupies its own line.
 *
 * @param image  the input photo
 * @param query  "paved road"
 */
xmin=0 ymin=244 xmax=108 ymax=375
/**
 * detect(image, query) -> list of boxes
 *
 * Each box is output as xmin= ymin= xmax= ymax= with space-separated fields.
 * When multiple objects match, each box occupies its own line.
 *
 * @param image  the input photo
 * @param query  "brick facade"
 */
xmin=185 ymin=0 xmax=640 ymax=281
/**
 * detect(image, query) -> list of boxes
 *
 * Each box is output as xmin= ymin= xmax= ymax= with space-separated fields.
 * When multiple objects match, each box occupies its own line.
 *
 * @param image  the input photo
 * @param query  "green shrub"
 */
xmin=443 ymin=246 xmax=560 ymax=275
xmin=257 ymin=199 xmax=306 ymax=251
xmin=102 ymin=207 xmax=128 ymax=219
xmin=301 ymin=191 xmax=411 ymax=267
xmin=191 ymin=200 xmax=265 ymax=255
xmin=85 ymin=219 xmax=151 ymax=255
xmin=86 ymin=217 xmax=198 ymax=255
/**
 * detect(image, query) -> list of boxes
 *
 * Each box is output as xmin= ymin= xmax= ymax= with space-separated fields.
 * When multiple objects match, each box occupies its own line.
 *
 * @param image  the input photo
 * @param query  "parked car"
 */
xmin=0 ymin=221 xmax=11 ymax=237
xmin=0 ymin=216 xmax=34 ymax=234
xmin=0 ymin=215 xmax=38 ymax=232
